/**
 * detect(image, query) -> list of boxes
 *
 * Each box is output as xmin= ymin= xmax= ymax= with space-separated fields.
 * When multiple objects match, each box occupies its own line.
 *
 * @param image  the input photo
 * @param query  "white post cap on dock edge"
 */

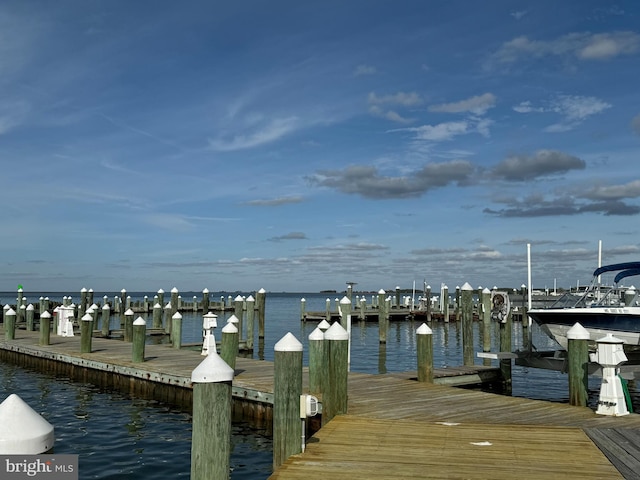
xmin=274 ymin=332 xmax=303 ymax=352
xmin=324 ymin=322 xmax=349 ymax=340
xmin=309 ymin=327 xmax=324 ymax=341
xmin=567 ymin=323 xmax=590 ymax=340
xmin=191 ymin=350 xmax=234 ymax=383
xmin=134 ymin=317 xmax=146 ymax=326
xmin=0 ymin=394 xmax=54 ymax=454
xmin=416 ymin=323 xmax=432 ymax=335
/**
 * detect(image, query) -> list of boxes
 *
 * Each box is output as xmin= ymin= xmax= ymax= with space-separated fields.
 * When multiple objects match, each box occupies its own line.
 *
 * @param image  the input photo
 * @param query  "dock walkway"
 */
xmin=2 ymin=329 xmax=640 ymax=478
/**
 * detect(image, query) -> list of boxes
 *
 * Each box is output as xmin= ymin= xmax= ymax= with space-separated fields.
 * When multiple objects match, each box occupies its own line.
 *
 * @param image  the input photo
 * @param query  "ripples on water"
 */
xmin=0 ymin=365 xmax=273 ymax=479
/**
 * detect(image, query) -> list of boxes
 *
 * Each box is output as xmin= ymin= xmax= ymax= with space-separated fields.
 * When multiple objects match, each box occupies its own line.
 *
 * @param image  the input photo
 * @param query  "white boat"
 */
xmin=528 ymin=262 xmax=640 ymax=351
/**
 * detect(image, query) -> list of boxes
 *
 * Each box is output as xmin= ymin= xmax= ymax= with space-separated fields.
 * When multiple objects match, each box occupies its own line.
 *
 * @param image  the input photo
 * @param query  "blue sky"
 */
xmin=2 ymin=1 xmax=640 ymax=293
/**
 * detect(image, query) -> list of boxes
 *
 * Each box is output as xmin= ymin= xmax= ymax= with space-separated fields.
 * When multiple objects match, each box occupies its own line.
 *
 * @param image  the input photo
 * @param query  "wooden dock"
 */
xmin=2 ymin=328 xmax=640 ymax=478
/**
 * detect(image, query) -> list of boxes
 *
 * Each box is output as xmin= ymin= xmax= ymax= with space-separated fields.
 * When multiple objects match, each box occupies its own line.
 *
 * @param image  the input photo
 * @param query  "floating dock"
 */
xmin=2 ymin=328 xmax=640 ymax=478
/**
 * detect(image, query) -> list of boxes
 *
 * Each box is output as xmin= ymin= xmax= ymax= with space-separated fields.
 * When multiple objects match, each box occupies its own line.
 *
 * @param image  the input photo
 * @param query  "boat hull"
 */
xmin=528 ymin=307 xmax=640 ymax=351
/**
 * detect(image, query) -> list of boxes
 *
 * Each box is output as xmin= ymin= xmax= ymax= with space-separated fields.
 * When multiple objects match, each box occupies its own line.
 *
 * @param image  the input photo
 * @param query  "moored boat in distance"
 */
xmin=528 ymin=262 xmax=640 ymax=352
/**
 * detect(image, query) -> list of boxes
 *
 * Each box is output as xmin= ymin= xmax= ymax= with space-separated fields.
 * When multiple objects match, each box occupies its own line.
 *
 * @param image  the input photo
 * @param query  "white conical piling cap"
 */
xmin=416 ymin=323 xmax=433 ymax=335
xmin=318 ymin=319 xmax=331 ymax=331
xmin=154 ymin=303 xmax=162 ymax=309
xmin=172 ymin=312 xmax=182 ymax=320
xmin=274 ymin=332 xmax=303 ymax=352
xmin=309 ymin=327 xmax=324 ymax=341
xmin=482 ymin=287 xmax=491 ymax=294
xmin=171 ymin=287 xmax=179 ymax=293
xmin=246 ymin=295 xmax=255 ymax=302
xmin=133 ymin=317 xmax=146 ymax=326
xmin=121 ymin=289 xmax=127 ymax=293
xmin=0 ymin=394 xmax=54 ymax=454
xmin=378 ymin=289 xmax=386 ymax=294
xmin=301 ymin=298 xmax=306 ymax=302
xmin=3 ymin=305 xmax=9 ymax=311
xmin=81 ymin=313 xmax=93 ymax=321
xmin=191 ymin=349 xmax=234 ymax=383
xmin=567 ymin=322 xmax=590 ymax=340
xmin=158 ymin=289 xmax=164 ymax=294
xmin=340 ymin=296 xmax=351 ymax=305
xmin=5 ymin=308 xmax=15 ymax=316
xmin=202 ymin=288 xmax=209 ymax=294
xmin=461 ymin=282 xmax=473 ymax=291
xmin=81 ymin=288 xmax=87 ymax=293
xmin=40 ymin=311 xmax=51 ymax=319
xmin=222 ymin=322 xmax=238 ymax=334
xmin=102 ymin=304 xmax=110 ymax=311
xmin=125 ymin=308 xmax=134 ymax=316
xmin=227 ymin=314 xmax=239 ymax=324
xmin=26 ymin=304 xmax=34 ymax=311
xmin=258 ymin=288 xmax=266 ymax=293
xmin=90 ymin=303 xmax=98 ymax=310
xmin=324 ymin=322 xmax=349 ymax=340
xmin=234 ymin=294 xmax=244 ymax=301
xmin=165 ymin=302 xmax=171 ymax=309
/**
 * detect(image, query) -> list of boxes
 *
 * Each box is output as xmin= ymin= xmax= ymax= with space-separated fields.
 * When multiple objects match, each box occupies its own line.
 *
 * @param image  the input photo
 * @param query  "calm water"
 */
xmin=2 ymin=291 xmax=639 ymax=478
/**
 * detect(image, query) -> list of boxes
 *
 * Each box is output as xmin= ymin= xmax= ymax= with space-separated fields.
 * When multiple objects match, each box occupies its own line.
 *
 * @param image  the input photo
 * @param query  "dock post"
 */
xmin=339 ymin=296 xmax=352 ymax=369
xmin=455 ymin=286 xmax=461 ymax=321
xmin=26 ymin=304 xmax=35 ymax=331
xmin=172 ymin=312 xmax=183 ymax=349
xmin=425 ymin=285 xmax=432 ymax=322
xmin=164 ymin=302 xmax=172 ymax=335
xmin=0 ymin=394 xmax=55 ymax=454
xmin=359 ymin=297 xmax=366 ymax=321
xmin=256 ymin=288 xmax=266 ymax=338
xmin=170 ymin=287 xmax=179 ymax=319
xmin=202 ymin=288 xmax=209 ymax=313
xmin=39 ymin=311 xmax=51 ymax=346
xmin=157 ymin=289 xmax=165 ymax=310
xmin=481 ymin=288 xmax=492 ymax=366
xmin=567 ymin=323 xmax=590 ymax=407
xmin=416 ymin=323 xmax=433 ymax=383
xmin=325 ymin=298 xmax=331 ymax=322
xmin=308 ymin=327 xmax=325 ymax=395
xmin=245 ymin=295 xmax=255 ymax=351
xmin=152 ymin=302 xmax=162 ymax=329
xmin=234 ymin=295 xmax=244 ymax=340
xmin=300 ymin=298 xmax=306 ymax=321
xmin=5 ymin=308 xmax=16 ymax=340
xmin=80 ymin=287 xmax=88 ymax=320
xmin=119 ymin=289 xmax=127 ymax=326
xmin=17 ymin=289 xmax=23 ymax=323
xmin=322 ymin=322 xmax=349 ymax=426
xmin=190 ymin=350 xmax=234 ymax=480
xmin=124 ymin=309 xmax=134 ymax=342
xmin=220 ymin=321 xmax=239 ymax=370
xmin=377 ymin=289 xmax=386 ymax=343
xmin=132 ymin=317 xmax=146 ymax=362
xmin=499 ymin=309 xmax=513 ymax=394
xmin=442 ymin=285 xmax=449 ymax=322
xmin=101 ymin=304 xmax=110 ymax=337
xmin=461 ymin=282 xmax=474 ymax=366
xmin=273 ymin=332 xmax=303 ymax=469
xmin=80 ymin=313 xmax=93 ymax=353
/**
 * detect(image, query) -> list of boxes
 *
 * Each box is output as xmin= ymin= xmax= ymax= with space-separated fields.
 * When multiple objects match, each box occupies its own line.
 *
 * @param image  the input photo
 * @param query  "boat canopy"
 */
xmin=613 ymin=268 xmax=640 ymax=285
xmin=593 ymin=261 xmax=640 ymax=278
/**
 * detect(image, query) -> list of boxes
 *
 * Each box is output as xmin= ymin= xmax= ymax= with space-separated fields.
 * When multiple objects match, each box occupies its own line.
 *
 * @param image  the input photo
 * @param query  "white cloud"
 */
xmin=513 ymin=95 xmax=611 ymax=132
xmin=489 ymin=31 xmax=640 ymax=67
xmin=208 ymin=116 xmax=299 ymax=151
xmin=354 ymin=64 xmax=377 ymax=76
xmin=429 ymin=93 xmax=496 ymax=115
xmin=368 ymin=91 xmax=423 ymax=107
xmin=406 ymin=121 xmax=469 ymax=141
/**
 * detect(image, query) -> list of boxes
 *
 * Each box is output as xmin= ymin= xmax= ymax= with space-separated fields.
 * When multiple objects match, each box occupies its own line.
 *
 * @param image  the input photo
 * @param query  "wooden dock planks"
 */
xmin=270 ymin=415 xmax=623 ymax=479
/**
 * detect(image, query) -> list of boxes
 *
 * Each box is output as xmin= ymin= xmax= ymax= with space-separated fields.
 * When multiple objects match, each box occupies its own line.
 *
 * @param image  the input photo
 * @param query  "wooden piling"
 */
xmin=124 ymin=309 xmax=134 ymax=342
xmin=246 ymin=295 xmax=255 ymax=351
xmin=152 ymin=303 xmax=162 ymax=329
xmin=273 ymin=332 xmax=303 ymax=469
xmin=416 ymin=323 xmax=433 ymax=383
xmin=39 ymin=311 xmax=51 ymax=346
xmin=442 ymin=285 xmax=449 ymax=322
xmin=425 ymin=285 xmax=432 ymax=322
xmin=220 ymin=322 xmax=239 ymax=370
xmin=26 ymin=305 xmax=35 ymax=331
xmin=190 ymin=350 xmax=234 ymax=480
xmin=300 ymin=298 xmax=306 ymax=321
xmin=481 ymin=288 xmax=492 ymax=366
xmin=80 ymin=313 xmax=93 ymax=353
xmin=132 ymin=317 xmax=146 ymax=363
xmin=101 ymin=304 xmax=110 ymax=337
xmin=234 ymin=295 xmax=244 ymax=340
xmin=256 ymin=288 xmax=266 ymax=339
xmin=567 ymin=323 xmax=590 ymax=407
xmin=499 ymin=309 xmax=513 ymax=395
xmin=172 ymin=312 xmax=182 ymax=349
xmin=308 ymin=327 xmax=325 ymax=395
xmin=5 ymin=308 xmax=16 ymax=341
xmin=325 ymin=298 xmax=331 ymax=322
xmin=461 ymin=283 xmax=474 ymax=366
xmin=322 ymin=322 xmax=349 ymax=426
xmin=377 ymin=289 xmax=386 ymax=344
xmin=202 ymin=288 xmax=209 ymax=313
